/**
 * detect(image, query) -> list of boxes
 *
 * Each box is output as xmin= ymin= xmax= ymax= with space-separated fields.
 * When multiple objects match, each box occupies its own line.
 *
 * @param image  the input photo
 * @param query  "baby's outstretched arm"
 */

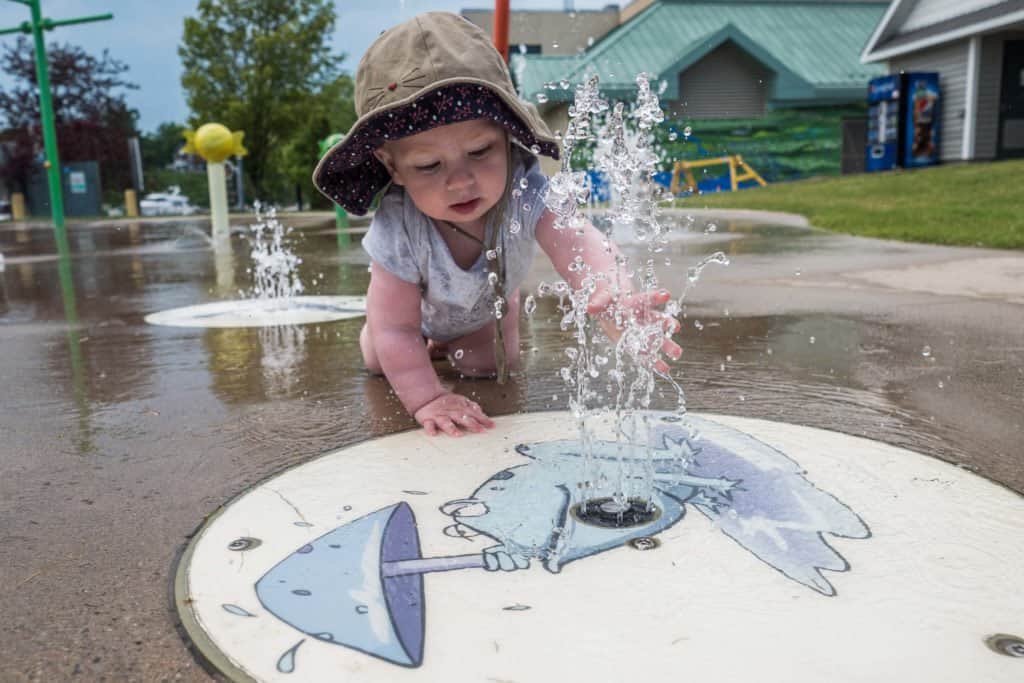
xmin=535 ymin=210 xmax=682 ymax=373
xmin=365 ymin=261 xmax=494 ymax=436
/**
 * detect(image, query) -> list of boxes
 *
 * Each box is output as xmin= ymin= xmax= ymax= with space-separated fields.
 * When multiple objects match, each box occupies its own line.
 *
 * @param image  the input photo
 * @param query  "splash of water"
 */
xmin=540 ymin=73 xmax=726 ymax=508
xmin=249 ymin=203 xmax=304 ymax=308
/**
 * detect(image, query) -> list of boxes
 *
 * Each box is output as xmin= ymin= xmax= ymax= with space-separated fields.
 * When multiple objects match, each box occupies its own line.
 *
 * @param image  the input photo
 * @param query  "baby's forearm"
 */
xmin=373 ymin=326 xmax=446 ymax=415
xmin=569 ymin=224 xmax=633 ymax=298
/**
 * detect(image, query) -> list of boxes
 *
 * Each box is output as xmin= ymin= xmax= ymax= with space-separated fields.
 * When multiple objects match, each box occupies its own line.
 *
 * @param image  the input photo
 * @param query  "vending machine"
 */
xmin=866 ymin=72 xmax=940 ymax=171
xmin=866 ymin=74 xmax=901 ymax=172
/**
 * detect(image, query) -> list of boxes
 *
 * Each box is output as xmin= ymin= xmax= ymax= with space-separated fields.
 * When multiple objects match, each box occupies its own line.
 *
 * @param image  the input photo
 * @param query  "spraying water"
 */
xmin=538 ymin=73 xmax=729 ymax=518
xmin=249 ymin=203 xmax=304 ymax=307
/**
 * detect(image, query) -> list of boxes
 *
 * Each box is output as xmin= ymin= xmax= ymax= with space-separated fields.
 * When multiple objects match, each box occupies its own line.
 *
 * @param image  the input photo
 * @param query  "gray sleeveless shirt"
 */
xmin=362 ymin=151 xmax=549 ymax=342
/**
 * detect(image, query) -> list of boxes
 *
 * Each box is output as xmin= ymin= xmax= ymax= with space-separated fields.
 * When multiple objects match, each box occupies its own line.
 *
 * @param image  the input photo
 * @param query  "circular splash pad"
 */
xmin=145 ymin=295 xmax=366 ymax=328
xmin=174 ymin=412 xmax=1024 ymax=681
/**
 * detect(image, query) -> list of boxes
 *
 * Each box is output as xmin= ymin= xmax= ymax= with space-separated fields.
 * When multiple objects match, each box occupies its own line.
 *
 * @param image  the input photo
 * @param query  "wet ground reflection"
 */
xmin=1 ymin=213 xmax=1022 ymax=678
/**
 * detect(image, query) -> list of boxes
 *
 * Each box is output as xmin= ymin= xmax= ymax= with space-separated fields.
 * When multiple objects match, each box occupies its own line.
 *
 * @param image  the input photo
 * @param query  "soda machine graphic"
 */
xmin=866 ymin=72 xmax=941 ymax=171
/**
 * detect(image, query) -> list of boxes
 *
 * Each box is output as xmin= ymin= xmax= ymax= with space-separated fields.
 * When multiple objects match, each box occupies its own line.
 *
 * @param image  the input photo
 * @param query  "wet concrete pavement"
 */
xmin=0 ymin=211 xmax=1021 ymax=680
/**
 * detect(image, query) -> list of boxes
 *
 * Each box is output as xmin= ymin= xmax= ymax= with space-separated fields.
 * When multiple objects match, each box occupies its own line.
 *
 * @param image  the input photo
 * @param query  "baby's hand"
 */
xmin=413 ymin=392 xmax=495 ymax=437
xmin=587 ymin=288 xmax=682 ymax=374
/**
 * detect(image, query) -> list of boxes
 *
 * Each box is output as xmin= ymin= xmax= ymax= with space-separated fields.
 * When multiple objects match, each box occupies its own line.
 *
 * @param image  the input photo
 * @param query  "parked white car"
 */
xmin=139 ymin=187 xmax=199 ymax=216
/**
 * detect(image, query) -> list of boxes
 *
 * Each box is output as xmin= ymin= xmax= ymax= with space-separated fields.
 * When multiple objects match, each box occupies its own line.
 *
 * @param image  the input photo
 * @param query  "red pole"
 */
xmin=493 ymin=0 xmax=509 ymax=62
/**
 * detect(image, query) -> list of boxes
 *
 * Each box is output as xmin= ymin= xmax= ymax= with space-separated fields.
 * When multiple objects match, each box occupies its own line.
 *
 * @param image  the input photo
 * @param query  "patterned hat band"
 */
xmin=313 ymin=83 xmax=560 ymax=215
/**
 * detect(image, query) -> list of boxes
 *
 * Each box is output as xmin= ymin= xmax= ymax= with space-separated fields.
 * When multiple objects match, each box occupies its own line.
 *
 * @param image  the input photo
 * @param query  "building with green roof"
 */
xmin=512 ymin=0 xmax=888 ymax=122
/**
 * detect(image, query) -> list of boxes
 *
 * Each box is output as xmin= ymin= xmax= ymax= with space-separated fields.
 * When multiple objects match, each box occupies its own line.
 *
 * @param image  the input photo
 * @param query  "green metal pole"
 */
xmin=26 ymin=0 xmax=70 ymax=257
xmin=335 ymin=205 xmax=350 ymax=248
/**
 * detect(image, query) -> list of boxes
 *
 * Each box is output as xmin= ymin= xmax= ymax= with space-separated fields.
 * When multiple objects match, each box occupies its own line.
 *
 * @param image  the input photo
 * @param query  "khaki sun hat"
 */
xmin=312 ymin=11 xmax=560 ymax=215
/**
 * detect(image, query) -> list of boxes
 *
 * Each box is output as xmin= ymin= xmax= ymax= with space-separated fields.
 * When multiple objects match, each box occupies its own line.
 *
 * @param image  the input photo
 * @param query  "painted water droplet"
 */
xmin=291 ymin=589 xmax=312 ymax=596
xmin=222 ymin=604 xmax=256 ymax=617
xmin=277 ymin=639 xmax=304 ymax=673
xmin=355 ymin=604 xmax=369 ymax=614
xmin=293 ymin=521 xmax=313 ymax=527
xmin=503 ymin=604 xmax=532 ymax=611
xmin=297 ymin=544 xmax=314 ymax=554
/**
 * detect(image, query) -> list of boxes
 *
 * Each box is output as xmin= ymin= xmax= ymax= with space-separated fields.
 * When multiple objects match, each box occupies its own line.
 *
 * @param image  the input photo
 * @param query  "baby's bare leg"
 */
xmin=359 ymin=322 xmax=384 ymax=375
xmin=449 ymin=290 xmax=521 ymax=377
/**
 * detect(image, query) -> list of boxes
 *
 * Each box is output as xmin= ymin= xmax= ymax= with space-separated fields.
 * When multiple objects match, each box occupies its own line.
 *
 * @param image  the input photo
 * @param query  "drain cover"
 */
xmin=985 ymin=634 xmax=1024 ymax=657
xmin=570 ymin=497 xmax=661 ymax=529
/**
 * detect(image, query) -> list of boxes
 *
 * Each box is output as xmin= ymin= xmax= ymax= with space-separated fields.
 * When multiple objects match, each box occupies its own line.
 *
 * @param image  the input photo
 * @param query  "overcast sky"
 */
xmin=0 ymin=0 xmax=618 ymax=133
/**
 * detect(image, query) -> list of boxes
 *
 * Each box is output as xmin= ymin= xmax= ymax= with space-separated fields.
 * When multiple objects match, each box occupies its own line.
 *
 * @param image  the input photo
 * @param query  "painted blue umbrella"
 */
xmin=255 ymin=503 xmax=483 ymax=667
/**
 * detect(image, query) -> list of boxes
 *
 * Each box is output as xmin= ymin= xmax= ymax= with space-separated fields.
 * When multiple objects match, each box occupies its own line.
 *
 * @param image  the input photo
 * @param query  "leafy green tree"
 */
xmin=0 ymin=36 xmax=138 ymax=198
xmin=140 ymin=121 xmax=187 ymax=169
xmin=279 ymin=72 xmax=357 ymax=209
xmin=179 ymin=0 xmax=345 ymax=203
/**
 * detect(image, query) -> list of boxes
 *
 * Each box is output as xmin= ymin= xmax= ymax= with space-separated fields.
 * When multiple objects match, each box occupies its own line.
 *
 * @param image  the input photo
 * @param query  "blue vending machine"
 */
xmin=866 ymin=74 xmax=901 ymax=171
xmin=866 ymin=72 xmax=940 ymax=171
xmin=904 ymin=72 xmax=941 ymax=168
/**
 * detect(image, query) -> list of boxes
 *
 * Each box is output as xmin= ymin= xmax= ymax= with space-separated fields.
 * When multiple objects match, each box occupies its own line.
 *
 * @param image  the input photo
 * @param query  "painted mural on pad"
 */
xmin=232 ymin=414 xmax=869 ymax=672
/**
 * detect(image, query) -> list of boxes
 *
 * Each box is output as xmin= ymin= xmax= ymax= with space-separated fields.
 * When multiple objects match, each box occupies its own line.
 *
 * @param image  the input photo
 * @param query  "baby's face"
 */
xmin=375 ymin=119 xmax=508 ymax=230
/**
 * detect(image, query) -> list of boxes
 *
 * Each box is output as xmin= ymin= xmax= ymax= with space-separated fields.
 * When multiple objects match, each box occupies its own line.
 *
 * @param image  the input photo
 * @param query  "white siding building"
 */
xmin=862 ymin=0 xmax=1024 ymax=161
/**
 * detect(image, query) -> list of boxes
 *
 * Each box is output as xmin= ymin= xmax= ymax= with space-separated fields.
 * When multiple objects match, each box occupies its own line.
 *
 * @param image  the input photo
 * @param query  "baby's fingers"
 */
xmin=435 ymin=415 xmax=462 ymax=438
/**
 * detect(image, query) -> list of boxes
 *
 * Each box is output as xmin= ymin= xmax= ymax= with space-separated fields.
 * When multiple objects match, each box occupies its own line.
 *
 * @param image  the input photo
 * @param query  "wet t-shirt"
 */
xmin=362 ymin=151 xmax=549 ymax=342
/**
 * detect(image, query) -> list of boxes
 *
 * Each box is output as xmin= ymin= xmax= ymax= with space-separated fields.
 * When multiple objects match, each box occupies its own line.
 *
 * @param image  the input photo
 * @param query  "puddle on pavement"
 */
xmin=0 ymin=217 xmax=1021 ymax=494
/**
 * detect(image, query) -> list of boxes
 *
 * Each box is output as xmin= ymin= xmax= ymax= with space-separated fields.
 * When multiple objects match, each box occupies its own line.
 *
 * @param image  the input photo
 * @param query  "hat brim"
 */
xmin=312 ymin=80 xmax=560 ymax=215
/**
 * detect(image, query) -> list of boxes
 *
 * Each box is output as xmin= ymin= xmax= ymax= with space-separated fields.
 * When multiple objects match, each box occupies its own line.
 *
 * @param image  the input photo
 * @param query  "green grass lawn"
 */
xmin=680 ymin=159 xmax=1024 ymax=249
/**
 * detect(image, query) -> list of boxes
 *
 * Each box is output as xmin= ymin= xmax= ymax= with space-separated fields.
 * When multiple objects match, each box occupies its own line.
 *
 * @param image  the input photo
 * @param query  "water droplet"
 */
xmin=277 ymin=639 xmax=305 ymax=673
xmin=222 ymin=604 xmax=256 ymax=617
xmin=529 ymin=144 xmax=541 ymax=154
xmin=921 ymin=345 xmax=932 ymax=357
xmin=683 ymin=126 xmax=692 ymax=137
xmin=559 ymin=79 xmax=570 ymax=90
xmin=668 ymin=131 xmax=678 ymax=141
xmin=536 ymin=93 xmax=549 ymax=104
xmin=519 ymin=177 xmax=529 ymax=190
xmin=454 ymin=349 xmax=465 ymax=360
xmin=509 ymin=219 xmax=522 ymax=235
xmin=487 ymin=271 xmax=499 ymax=286
xmin=809 ymin=336 xmax=816 ymax=344
xmin=486 ymin=249 xmax=497 ymax=260
xmin=523 ymin=203 xmax=531 ymax=212
xmin=524 ymin=295 xmax=537 ymax=316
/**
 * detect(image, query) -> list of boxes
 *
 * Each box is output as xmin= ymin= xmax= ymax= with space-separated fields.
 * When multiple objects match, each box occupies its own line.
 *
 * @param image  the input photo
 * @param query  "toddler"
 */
xmin=314 ymin=12 xmax=680 ymax=437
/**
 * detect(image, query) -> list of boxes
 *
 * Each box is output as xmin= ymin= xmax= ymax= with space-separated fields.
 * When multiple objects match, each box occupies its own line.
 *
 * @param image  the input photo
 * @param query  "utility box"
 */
xmin=26 ymin=161 xmax=103 ymax=217
xmin=841 ymin=117 xmax=867 ymax=174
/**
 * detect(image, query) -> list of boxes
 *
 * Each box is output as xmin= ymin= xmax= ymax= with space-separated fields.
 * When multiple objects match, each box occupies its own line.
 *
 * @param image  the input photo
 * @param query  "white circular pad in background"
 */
xmin=145 ymin=295 xmax=366 ymax=328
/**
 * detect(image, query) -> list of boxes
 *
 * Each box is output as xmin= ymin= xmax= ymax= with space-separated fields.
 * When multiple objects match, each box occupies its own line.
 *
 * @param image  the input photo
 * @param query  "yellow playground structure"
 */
xmin=669 ymin=155 xmax=768 ymax=195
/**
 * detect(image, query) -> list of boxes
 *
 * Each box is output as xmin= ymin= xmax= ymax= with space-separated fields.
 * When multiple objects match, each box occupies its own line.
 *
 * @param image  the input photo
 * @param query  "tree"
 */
xmin=140 ymin=121 xmax=187 ymax=169
xmin=278 ymin=72 xmax=357 ymax=209
xmin=0 ymin=36 xmax=139 ymax=199
xmin=179 ymin=0 xmax=346 ymax=202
